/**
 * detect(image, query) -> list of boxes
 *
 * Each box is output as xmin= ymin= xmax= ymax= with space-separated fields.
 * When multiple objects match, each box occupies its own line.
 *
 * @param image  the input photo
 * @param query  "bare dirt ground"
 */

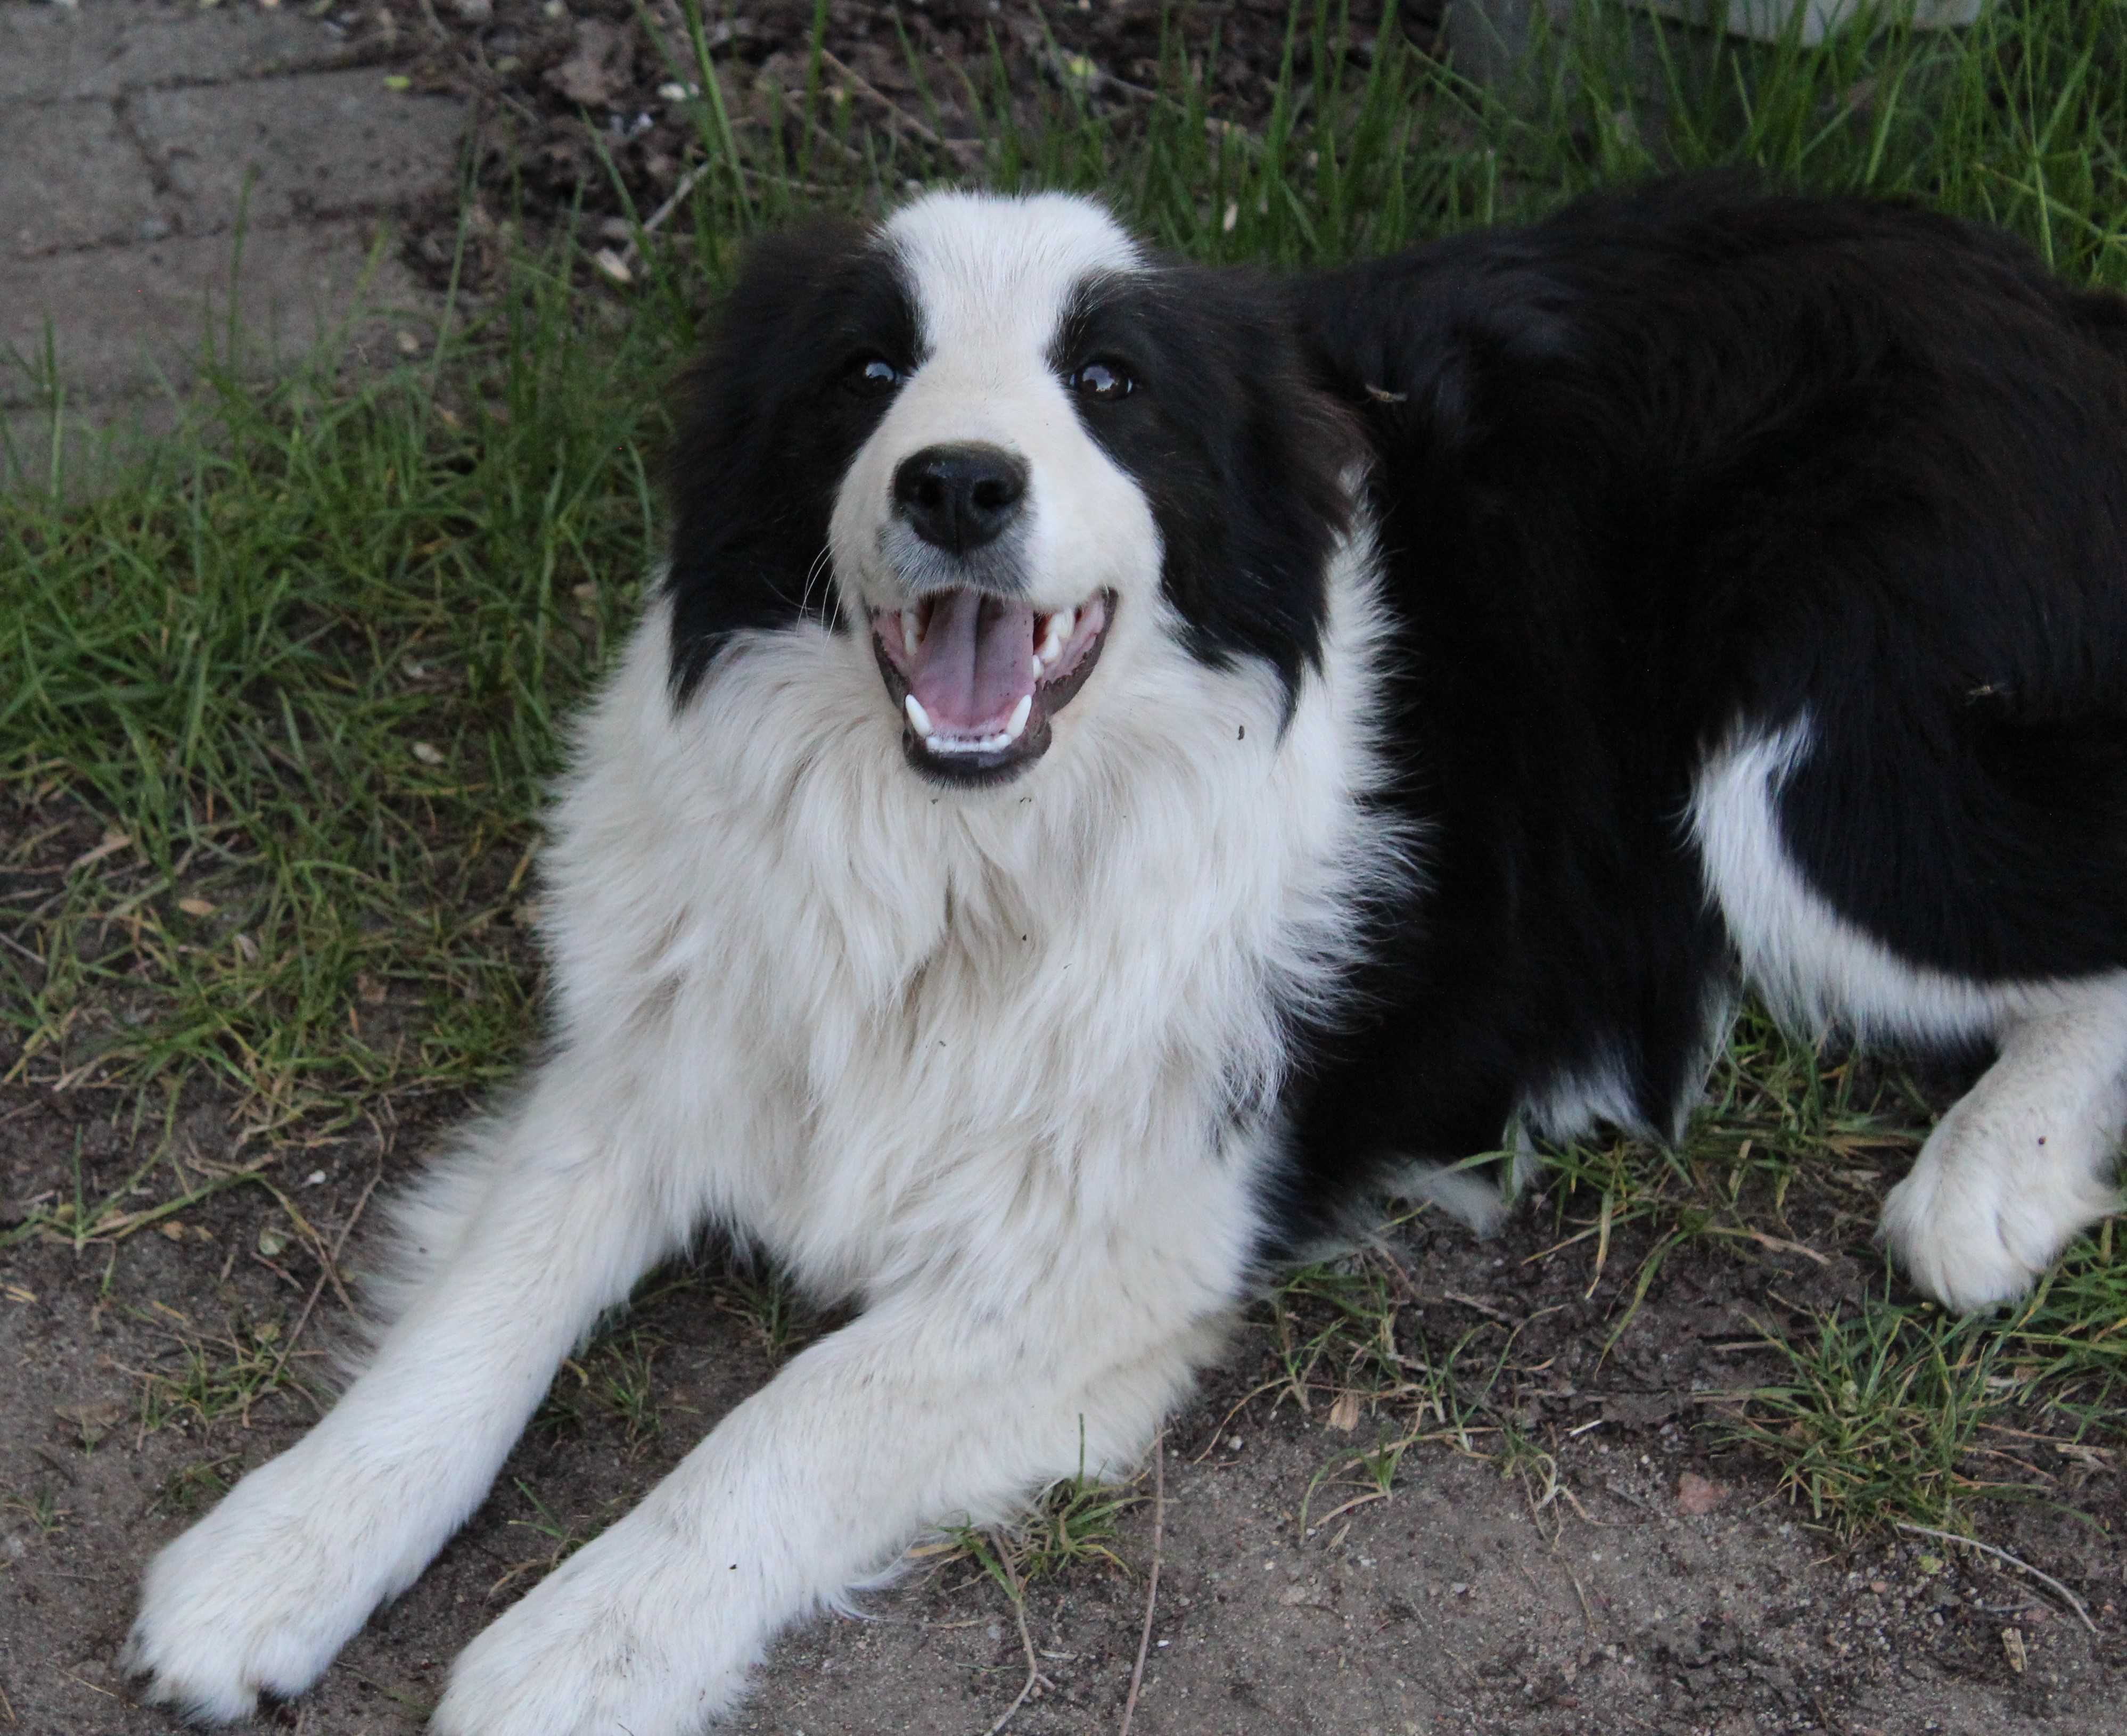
xmin=377 ymin=0 xmax=1440 ymax=235
xmin=361 ymin=0 xmax=1448 ymax=295
xmin=3 ymin=1012 xmax=2122 ymax=1736
xmin=5 ymin=3 xmax=2125 ymax=1733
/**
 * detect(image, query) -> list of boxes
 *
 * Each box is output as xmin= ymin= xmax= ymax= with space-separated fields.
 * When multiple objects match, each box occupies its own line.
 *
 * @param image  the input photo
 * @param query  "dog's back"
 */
xmin=1285 ymin=181 xmax=2127 ymax=1308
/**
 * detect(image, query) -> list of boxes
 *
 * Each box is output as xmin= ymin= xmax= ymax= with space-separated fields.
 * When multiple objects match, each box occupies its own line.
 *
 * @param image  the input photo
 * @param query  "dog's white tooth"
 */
xmin=905 ymin=694 xmax=933 ymax=736
xmin=1039 ymin=608 xmax=1075 ymax=665
xmin=901 ymin=607 xmax=923 ymax=652
xmin=1004 ymin=694 xmax=1033 ymax=743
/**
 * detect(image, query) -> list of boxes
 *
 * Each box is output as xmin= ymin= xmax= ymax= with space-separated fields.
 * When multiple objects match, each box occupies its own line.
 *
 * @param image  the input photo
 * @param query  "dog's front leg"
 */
xmin=431 ymin=1280 xmax=1214 ymax=1736
xmin=124 ymin=1064 xmax=680 ymax=1721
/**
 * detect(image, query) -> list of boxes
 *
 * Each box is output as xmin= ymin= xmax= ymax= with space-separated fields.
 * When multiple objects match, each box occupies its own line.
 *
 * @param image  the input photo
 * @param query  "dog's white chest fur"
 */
xmin=540 ymin=539 xmax=1401 ymax=1306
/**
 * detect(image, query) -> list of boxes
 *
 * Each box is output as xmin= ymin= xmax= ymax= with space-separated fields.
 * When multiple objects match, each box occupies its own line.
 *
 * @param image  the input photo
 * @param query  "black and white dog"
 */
xmin=127 ymin=179 xmax=2127 ymax=1732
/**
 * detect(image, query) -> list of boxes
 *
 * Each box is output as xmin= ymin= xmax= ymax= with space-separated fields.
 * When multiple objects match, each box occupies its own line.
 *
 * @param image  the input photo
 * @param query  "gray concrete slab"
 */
xmin=0 ymin=0 xmax=465 ymax=473
xmin=1 ymin=217 xmax=434 ymax=409
xmin=132 ymin=68 xmax=463 ymax=234
xmin=2 ymin=97 xmax=165 ymax=257
xmin=2 ymin=393 xmax=184 ymax=496
xmin=0 ymin=0 xmax=351 ymax=104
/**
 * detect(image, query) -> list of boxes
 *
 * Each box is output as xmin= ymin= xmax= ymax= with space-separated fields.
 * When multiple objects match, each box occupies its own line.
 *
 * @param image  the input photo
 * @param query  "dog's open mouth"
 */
xmin=870 ymin=588 xmax=1114 ymax=783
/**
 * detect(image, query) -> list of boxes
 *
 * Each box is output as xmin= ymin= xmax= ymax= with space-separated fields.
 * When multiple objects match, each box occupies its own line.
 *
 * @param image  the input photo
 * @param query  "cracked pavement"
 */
xmin=2 ymin=0 xmax=463 ymax=476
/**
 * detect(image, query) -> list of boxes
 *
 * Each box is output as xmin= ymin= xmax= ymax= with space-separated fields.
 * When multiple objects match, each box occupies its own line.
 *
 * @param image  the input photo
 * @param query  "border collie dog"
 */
xmin=128 ymin=179 xmax=2127 ymax=1732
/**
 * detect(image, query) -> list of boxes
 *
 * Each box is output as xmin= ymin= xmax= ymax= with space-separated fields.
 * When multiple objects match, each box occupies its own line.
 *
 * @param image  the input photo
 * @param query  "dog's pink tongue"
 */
xmin=908 ymin=590 xmax=1035 ymax=734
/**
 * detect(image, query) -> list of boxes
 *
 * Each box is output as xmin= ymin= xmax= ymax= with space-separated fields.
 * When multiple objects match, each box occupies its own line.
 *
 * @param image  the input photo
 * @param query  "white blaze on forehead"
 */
xmin=883 ymin=192 xmax=1145 ymax=359
xmin=830 ymin=188 xmax=1163 ymax=638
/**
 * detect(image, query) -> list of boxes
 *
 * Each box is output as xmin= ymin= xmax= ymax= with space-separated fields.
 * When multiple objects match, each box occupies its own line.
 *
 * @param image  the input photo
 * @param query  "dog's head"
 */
xmin=666 ymin=192 xmax=1354 ymax=787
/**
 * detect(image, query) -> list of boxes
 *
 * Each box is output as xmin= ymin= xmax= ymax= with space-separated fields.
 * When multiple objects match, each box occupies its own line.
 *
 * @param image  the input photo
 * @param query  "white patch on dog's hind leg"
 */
xmin=1390 ymin=1154 xmax=1516 ymax=1236
xmin=1880 ymin=976 xmax=2127 ymax=1312
xmin=1691 ymin=721 xmax=2126 ymax=1309
xmin=122 ymin=1062 xmax=680 ymax=1723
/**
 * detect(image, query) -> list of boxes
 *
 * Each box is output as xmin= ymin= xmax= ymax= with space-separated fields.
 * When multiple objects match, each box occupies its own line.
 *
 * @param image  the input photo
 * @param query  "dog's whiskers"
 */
xmin=798 ymin=545 xmax=834 ymax=626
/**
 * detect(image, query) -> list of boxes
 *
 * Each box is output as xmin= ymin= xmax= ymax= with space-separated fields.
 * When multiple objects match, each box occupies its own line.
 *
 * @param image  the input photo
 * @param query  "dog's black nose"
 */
xmin=892 ymin=444 xmax=1029 ymax=555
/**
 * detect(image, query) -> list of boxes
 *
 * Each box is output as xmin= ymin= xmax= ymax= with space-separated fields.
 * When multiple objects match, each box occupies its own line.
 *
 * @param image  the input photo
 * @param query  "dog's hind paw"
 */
xmin=1879 ymin=1109 xmax=2120 ymax=1313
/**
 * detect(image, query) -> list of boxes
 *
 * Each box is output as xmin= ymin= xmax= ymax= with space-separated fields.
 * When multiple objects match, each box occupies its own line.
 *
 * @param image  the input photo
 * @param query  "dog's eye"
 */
xmin=845 ymin=356 xmax=905 ymax=396
xmin=1067 ymin=360 xmax=1134 ymax=402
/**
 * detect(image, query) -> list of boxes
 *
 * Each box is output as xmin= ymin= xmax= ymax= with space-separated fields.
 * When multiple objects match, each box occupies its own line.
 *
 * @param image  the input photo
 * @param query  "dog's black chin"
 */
xmin=901 ymin=722 xmax=1051 ymax=787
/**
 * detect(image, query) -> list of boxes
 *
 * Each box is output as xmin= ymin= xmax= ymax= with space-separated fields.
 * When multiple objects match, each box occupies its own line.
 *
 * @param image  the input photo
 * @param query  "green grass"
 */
xmin=489 ymin=1477 xmax=623 ymax=1600
xmin=0 ymin=1486 xmax=70 ymax=1536
xmin=5 ymin=0 xmax=2125 ymax=1545
xmin=1 ymin=262 xmax=654 ymax=1132
xmin=705 ymin=1259 xmax=821 ymax=1364
xmin=1704 ymin=1225 xmax=2127 ymax=1536
xmin=536 ymin=1326 xmax=668 ymax=1453
xmin=934 ymin=1419 xmax=1143 ymax=1602
xmin=1267 ymin=1238 xmax=1596 ymax=1535
xmin=127 ymin=1302 xmax=312 ymax=1437
xmin=945 ymin=1470 xmax=1144 ymax=1595
xmin=147 ymin=1453 xmax=241 ymax=1521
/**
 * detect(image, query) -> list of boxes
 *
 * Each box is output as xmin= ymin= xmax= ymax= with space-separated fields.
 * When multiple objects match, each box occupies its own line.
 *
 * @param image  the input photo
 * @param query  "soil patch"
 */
xmin=358 ymin=0 xmax=1441 ymax=278
xmin=4 ymin=1056 xmax=2121 ymax=1730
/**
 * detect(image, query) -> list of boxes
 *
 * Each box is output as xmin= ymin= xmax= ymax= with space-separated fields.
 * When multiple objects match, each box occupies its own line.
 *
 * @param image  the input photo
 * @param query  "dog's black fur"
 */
xmin=1276 ymin=179 xmax=2127 ymax=1243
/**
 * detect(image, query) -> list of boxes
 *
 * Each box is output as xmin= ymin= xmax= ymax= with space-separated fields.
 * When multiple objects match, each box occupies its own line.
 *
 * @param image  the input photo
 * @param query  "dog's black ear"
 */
xmin=1302 ymin=248 xmax=1588 ymax=470
xmin=1053 ymin=261 xmax=1362 ymax=709
xmin=662 ymin=222 xmax=919 ymax=703
xmin=1160 ymin=267 xmax=1365 ymax=703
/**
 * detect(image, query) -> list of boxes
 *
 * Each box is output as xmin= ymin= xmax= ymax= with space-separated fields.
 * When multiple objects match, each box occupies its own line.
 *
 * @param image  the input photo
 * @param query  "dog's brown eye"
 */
xmin=1069 ymin=360 xmax=1133 ymax=402
xmin=847 ymin=357 xmax=905 ymax=396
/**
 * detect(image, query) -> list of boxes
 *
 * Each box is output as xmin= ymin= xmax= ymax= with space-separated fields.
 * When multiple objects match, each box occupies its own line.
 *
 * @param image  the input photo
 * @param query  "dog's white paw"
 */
xmin=1880 ymin=1105 xmax=2120 ymax=1312
xmin=433 ymin=1529 xmax=754 ymax=1736
xmin=122 ymin=1454 xmax=399 ymax=1722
